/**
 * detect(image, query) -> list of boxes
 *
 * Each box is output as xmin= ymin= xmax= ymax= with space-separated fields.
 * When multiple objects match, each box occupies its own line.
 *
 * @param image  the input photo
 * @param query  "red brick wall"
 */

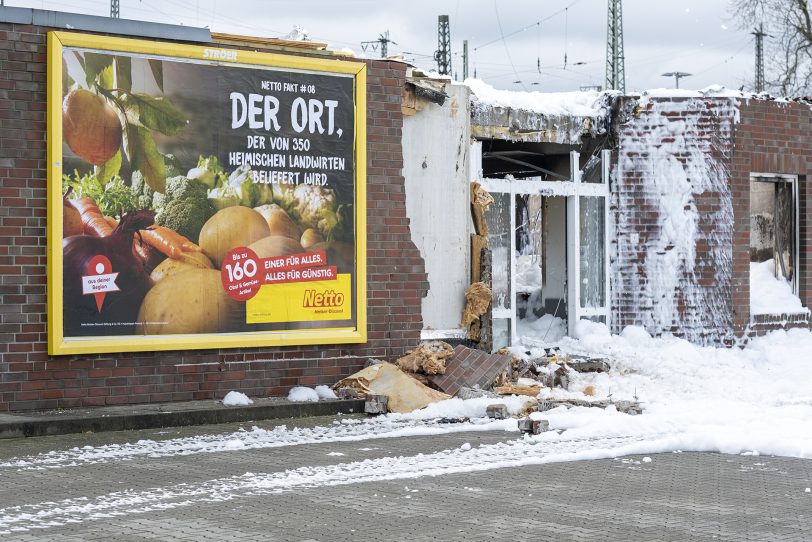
xmin=732 ymin=100 xmax=812 ymax=336
xmin=612 ymin=97 xmax=811 ymax=343
xmin=0 ymin=24 xmax=428 ymax=411
xmin=612 ymin=97 xmax=737 ymax=344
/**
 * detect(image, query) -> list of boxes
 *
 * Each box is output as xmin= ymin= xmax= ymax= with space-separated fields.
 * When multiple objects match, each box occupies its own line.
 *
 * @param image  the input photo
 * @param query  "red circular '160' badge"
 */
xmin=220 ymin=246 xmax=262 ymax=301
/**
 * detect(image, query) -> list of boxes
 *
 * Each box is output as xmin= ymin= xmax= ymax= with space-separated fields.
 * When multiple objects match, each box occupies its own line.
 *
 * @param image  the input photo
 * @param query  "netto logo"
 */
xmin=303 ymin=289 xmax=345 ymax=308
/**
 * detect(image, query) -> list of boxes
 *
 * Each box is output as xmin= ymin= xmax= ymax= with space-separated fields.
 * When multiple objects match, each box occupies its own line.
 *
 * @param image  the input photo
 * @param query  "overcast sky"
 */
xmin=10 ymin=0 xmax=756 ymax=92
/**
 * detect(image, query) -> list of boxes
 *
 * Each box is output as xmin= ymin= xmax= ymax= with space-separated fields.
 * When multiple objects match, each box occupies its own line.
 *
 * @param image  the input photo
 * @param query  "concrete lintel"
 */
xmin=471 ymin=103 xmax=606 ymax=145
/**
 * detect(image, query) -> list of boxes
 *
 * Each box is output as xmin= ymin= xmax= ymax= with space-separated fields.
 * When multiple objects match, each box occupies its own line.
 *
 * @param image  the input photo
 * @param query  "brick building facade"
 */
xmin=612 ymin=96 xmax=811 ymax=343
xmin=0 ymin=17 xmax=428 ymax=411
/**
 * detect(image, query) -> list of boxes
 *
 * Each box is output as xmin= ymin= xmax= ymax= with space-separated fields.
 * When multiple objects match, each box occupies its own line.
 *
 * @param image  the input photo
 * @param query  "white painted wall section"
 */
xmin=403 ymin=83 xmax=472 ymax=333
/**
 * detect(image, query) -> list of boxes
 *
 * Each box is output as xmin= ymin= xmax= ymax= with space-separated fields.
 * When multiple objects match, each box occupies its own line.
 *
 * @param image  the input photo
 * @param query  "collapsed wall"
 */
xmin=612 ymin=97 xmax=738 ymax=344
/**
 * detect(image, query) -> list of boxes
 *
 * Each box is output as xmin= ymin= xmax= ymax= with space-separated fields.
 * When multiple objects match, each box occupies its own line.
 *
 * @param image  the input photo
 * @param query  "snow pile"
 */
xmin=517 ymin=313 xmax=567 ymax=343
xmin=391 ymin=395 xmax=534 ymax=421
xmin=315 ymin=385 xmax=337 ymax=400
xmin=466 ymin=78 xmax=609 ymax=117
xmin=521 ymin=323 xmax=812 ymax=459
xmin=287 ymin=387 xmax=319 ymax=402
xmin=514 ymin=254 xmax=542 ymax=292
xmin=750 ymin=259 xmax=809 ymax=315
xmin=222 ymin=391 xmax=253 ymax=406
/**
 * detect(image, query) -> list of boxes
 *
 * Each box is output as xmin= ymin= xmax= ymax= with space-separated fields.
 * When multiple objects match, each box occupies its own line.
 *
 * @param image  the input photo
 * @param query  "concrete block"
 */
xmin=486 ymin=403 xmax=509 ymax=420
xmin=364 ymin=394 xmax=388 ymax=415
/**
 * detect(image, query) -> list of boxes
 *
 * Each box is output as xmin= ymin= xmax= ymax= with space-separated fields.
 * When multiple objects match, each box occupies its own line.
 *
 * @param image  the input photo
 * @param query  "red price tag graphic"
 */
xmin=220 ymin=247 xmax=261 ymax=301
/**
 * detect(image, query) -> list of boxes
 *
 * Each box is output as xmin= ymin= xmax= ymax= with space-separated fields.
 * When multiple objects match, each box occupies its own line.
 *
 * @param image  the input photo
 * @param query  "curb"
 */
xmin=0 ymin=399 xmax=366 ymax=439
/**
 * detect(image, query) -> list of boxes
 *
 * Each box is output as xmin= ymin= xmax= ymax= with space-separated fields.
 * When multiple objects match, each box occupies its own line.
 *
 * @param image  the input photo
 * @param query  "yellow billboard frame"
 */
xmin=47 ymin=31 xmax=367 ymax=355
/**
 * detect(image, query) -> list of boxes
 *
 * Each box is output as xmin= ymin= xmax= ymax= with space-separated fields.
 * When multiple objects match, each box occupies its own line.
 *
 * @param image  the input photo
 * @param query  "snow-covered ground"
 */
xmin=519 ymin=321 xmax=812 ymax=458
xmin=1 ymin=325 xmax=811 ymax=533
xmin=4 ymin=324 xmax=810 ymax=473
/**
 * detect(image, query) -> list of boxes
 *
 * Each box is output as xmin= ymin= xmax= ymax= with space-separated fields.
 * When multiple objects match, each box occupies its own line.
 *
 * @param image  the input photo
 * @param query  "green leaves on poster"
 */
xmin=83 ymin=52 xmax=114 ymax=89
xmin=125 ymin=124 xmax=166 ymax=194
xmin=95 ymin=149 xmax=122 ymax=183
xmin=122 ymin=93 xmax=187 ymax=136
xmin=61 ymin=57 xmax=75 ymax=95
xmin=67 ymin=51 xmax=186 ymax=195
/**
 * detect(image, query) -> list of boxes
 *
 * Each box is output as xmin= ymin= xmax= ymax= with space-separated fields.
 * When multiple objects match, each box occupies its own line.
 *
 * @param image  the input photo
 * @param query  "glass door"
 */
xmin=482 ymin=150 xmax=610 ymax=346
xmin=567 ymin=150 xmax=611 ymax=331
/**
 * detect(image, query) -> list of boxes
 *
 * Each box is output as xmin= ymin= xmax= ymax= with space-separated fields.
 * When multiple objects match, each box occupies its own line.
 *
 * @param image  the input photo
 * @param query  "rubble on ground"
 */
xmin=429 ymin=345 xmax=513 ymax=396
xmin=330 ymin=341 xmax=641 ymax=418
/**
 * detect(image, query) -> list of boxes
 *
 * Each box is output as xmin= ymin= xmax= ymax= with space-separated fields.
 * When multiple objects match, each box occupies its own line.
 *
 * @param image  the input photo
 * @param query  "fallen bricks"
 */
xmin=429 ymin=345 xmax=513 ymax=396
xmin=518 ymin=417 xmax=550 ymax=434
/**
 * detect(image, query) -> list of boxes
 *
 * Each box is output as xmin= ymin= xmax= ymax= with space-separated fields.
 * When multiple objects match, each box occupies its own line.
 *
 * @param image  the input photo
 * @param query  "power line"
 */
xmin=361 ymin=30 xmax=395 ymax=58
xmin=493 ymin=0 xmax=525 ymax=90
xmin=473 ymin=0 xmax=583 ymax=52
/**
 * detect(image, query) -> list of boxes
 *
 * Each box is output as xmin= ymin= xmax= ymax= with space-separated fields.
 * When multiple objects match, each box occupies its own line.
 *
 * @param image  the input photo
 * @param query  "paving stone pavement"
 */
xmin=0 ymin=415 xmax=810 ymax=541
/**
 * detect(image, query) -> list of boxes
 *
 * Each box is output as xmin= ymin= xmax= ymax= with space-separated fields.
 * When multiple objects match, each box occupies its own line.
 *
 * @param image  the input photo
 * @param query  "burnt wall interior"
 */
xmin=0 ymin=23 xmax=428 ymax=411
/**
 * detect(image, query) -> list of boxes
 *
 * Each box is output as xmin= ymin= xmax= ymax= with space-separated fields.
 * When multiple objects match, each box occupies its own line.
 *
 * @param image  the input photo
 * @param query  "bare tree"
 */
xmin=733 ymin=0 xmax=812 ymax=96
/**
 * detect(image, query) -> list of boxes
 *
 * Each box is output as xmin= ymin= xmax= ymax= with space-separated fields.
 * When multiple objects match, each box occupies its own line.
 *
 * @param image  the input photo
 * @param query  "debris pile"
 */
xmin=333 ymin=362 xmax=450 ymax=414
xmin=332 ymin=343 xmax=642 ymax=424
xmin=396 ymin=341 xmax=453 ymax=375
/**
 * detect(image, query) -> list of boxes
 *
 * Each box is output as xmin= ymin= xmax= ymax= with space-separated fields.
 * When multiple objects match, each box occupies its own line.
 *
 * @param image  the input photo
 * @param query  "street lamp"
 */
xmin=661 ymin=71 xmax=692 ymax=89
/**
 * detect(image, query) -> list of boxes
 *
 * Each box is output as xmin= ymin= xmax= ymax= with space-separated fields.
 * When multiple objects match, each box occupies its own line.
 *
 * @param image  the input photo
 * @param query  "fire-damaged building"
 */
xmin=0 ymin=6 xmax=809 ymax=412
xmin=403 ymin=72 xmax=811 ymax=350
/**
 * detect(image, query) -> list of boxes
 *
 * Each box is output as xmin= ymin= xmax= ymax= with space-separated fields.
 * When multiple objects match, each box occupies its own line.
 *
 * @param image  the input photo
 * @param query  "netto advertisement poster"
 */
xmin=47 ymin=32 xmax=367 ymax=355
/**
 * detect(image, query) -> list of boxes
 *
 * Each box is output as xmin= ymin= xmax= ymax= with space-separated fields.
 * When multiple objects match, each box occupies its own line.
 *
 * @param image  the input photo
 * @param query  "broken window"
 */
xmin=749 ymin=175 xmax=803 ymax=314
xmin=480 ymin=147 xmax=610 ymax=347
xmin=515 ymin=194 xmax=568 ymax=341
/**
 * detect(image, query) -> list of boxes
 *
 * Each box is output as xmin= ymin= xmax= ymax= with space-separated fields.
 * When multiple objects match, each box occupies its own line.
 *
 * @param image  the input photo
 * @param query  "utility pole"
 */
xmin=361 ymin=30 xmax=395 ymax=58
xmin=753 ymin=24 xmax=766 ymax=92
xmin=110 ymin=0 xmax=120 ymax=18
xmin=662 ymin=71 xmax=692 ymax=88
xmin=462 ymin=40 xmax=469 ymax=80
xmin=605 ymin=0 xmax=625 ymax=93
xmin=435 ymin=15 xmax=451 ymax=76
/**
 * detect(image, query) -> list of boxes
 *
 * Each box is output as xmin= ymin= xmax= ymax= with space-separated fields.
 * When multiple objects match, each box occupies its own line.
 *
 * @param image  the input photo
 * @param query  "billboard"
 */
xmin=46 ymin=32 xmax=367 ymax=355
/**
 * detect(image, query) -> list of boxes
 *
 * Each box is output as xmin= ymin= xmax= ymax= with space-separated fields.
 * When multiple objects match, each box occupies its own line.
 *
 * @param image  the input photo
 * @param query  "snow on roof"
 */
xmin=637 ymin=85 xmax=747 ymax=99
xmin=466 ymin=79 xmax=807 ymax=114
xmin=465 ymin=78 xmax=614 ymax=117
